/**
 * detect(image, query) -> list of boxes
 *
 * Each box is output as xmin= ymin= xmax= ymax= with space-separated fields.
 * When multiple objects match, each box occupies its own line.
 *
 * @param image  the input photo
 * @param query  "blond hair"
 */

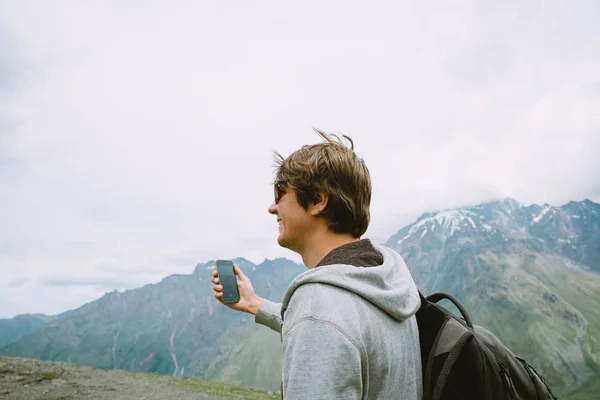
xmin=273 ymin=128 xmax=371 ymax=238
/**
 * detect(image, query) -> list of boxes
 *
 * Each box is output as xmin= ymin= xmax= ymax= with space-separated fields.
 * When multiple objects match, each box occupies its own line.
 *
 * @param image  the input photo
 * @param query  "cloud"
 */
xmin=8 ymin=277 xmax=29 ymax=288
xmin=0 ymin=27 xmax=23 ymax=97
xmin=39 ymin=277 xmax=135 ymax=290
xmin=0 ymin=0 xmax=599 ymax=317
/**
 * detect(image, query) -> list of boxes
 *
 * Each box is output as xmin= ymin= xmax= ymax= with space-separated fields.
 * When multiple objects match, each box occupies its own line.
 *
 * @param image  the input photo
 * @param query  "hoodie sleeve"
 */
xmin=254 ymin=299 xmax=283 ymax=333
xmin=282 ymin=317 xmax=363 ymax=399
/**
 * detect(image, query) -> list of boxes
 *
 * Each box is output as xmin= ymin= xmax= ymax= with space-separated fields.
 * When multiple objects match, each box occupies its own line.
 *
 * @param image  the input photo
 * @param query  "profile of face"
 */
xmin=268 ymin=182 xmax=315 ymax=253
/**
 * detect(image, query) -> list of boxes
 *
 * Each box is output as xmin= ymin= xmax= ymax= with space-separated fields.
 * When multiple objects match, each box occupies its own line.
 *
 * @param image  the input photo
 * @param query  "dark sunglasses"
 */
xmin=274 ymin=180 xmax=288 ymax=204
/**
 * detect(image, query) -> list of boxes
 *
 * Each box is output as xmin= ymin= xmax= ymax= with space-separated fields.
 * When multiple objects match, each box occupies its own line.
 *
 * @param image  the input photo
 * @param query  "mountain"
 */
xmin=0 ymin=314 xmax=60 ymax=349
xmin=386 ymin=198 xmax=600 ymax=398
xmin=0 ymin=309 xmax=76 ymax=349
xmin=2 ymin=198 xmax=599 ymax=399
xmin=388 ymin=198 xmax=600 ymax=273
xmin=0 ymin=257 xmax=304 ymax=392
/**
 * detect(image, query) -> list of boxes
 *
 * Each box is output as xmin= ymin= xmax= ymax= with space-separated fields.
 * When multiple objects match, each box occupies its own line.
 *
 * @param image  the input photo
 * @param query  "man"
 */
xmin=211 ymin=129 xmax=422 ymax=399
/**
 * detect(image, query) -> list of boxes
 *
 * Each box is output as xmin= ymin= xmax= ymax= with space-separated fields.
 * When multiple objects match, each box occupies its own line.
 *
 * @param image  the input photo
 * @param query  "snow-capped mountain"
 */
xmin=387 ymin=198 xmax=600 ymax=272
xmin=385 ymin=198 xmax=600 ymax=397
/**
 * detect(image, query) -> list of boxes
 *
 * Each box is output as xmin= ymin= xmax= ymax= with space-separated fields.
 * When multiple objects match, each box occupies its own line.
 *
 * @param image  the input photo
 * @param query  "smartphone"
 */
xmin=215 ymin=260 xmax=240 ymax=303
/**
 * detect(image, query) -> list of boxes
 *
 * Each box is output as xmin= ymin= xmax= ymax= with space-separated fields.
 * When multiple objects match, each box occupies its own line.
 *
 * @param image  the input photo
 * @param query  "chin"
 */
xmin=277 ymin=234 xmax=289 ymax=248
xmin=277 ymin=234 xmax=301 ymax=253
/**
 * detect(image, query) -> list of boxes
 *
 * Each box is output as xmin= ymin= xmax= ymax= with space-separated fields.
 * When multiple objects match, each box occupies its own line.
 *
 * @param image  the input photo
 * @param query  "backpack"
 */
xmin=416 ymin=291 xmax=559 ymax=400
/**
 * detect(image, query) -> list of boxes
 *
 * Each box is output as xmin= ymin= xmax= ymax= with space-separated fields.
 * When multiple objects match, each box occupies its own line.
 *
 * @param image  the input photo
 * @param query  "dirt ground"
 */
xmin=0 ymin=356 xmax=275 ymax=400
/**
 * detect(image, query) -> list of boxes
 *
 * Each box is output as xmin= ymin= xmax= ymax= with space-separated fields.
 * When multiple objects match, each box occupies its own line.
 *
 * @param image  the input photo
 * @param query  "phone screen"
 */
xmin=216 ymin=260 xmax=240 ymax=303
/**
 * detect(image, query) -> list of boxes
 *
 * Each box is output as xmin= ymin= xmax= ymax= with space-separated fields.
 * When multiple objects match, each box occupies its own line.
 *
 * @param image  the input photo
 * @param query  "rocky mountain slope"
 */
xmin=386 ymin=198 xmax=600 ymax=398
xmin=0 ymin=314 xmax=57 ymax=349
xmin=0 ymin=310 xmax=73 ymax=349
xmin=2 ymin=198 xmax=599 ymax=399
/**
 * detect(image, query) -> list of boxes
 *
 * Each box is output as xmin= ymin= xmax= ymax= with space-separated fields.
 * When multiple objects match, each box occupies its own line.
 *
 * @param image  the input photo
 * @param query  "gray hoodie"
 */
xmin=255 ymin=243 xmax=423 ymax=399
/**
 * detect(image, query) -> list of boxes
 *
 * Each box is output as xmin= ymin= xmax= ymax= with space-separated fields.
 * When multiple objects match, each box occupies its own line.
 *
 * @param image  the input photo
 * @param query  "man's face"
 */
xmin=268 ymin=183 xmax=313 ymax=252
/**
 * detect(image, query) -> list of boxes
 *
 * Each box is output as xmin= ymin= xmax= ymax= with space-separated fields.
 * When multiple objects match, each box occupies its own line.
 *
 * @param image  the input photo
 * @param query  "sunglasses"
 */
xmin=274 ymin=180 xmax=288 ymax=204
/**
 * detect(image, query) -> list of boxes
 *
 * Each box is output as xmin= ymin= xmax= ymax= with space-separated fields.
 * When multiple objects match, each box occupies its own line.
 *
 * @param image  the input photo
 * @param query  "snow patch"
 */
xmin=468 ymin=218 xmax=476 ymax=229
xmin=572 ymin=215 xmax=581 ymax=219
xmin=420 ymin=229 xmax=428 ymax=239
xmin=407 ymin=210 xmax=477 ymax=238
xmin=532 ymin=205 xmax=552 ymax=224
xmin=207 ymin=265 xmax=216 ymax=270
xmin=482 ymin=223 xmax=492 ymax=231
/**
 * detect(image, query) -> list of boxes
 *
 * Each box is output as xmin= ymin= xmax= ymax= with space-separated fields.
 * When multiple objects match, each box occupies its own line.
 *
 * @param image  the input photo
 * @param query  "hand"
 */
xmin=212 ymin=264 xmax=262 ymax=315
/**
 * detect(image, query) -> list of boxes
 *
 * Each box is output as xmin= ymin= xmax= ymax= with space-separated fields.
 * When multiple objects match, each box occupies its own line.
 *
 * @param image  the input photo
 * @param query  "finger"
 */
xmin=215 ymin=292 xmax=223 ymax=300
xmin=212 ymin=270 xmax=218 ymax=277
xmin=212 ymin=285 xmax=222 ymax=293
xmin=212 ymin=278 xmax=220 ymax=284
xmin=233 ymin=265 xmax=247 ymax=281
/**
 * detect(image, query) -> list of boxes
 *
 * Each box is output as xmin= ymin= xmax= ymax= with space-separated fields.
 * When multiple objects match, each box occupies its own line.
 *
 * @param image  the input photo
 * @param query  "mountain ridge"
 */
xmin=388 ymin=197 xmax=600 ymax=272
xmin=1 ymin=197 xmax=599 ymax=399
xmin=0 ymin=310 xmax=74 ymax=349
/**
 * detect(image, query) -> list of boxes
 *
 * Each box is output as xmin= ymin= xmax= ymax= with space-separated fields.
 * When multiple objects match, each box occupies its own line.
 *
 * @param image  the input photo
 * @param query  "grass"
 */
xmin=566 ymin=377 xmax=600 ymax=400
xmin=114 ymin=369 xmax=279 ymax=399
xmin=0 ymin=363 xmax=32 ymax=375
xmin=213 ymin=327 xmax=283 ymax=392
xmin=475 ymin=250 xmax=600 ymax=397
xmin=0 ymin=363 xmax=61 ymax=384
xmin=0 ymin=366 xmax=15 ymax=375
xmin=525 ymin=253 xmax=600 ymax=398
xmin=172 ymin=376 xmax=279 ymax=399
xmin=38 ymin=371 xmax=60 ymax=381
xmin=2 ymin=357 xmax=277 ymax=399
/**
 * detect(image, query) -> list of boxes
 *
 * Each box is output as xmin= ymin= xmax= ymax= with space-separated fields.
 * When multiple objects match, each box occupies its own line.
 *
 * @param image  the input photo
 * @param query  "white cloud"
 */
xmin=0 ymin=0 xmax=599 ymax=317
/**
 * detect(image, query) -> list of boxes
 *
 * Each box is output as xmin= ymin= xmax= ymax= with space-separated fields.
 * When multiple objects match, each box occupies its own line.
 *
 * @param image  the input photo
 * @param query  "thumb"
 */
xmin=233 ymin=264 xmax=248 ymax=281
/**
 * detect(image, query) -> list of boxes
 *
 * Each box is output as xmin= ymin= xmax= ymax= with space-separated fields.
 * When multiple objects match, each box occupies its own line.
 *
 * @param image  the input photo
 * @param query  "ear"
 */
xmin=309 ymin=192 xmax=328 ymax=216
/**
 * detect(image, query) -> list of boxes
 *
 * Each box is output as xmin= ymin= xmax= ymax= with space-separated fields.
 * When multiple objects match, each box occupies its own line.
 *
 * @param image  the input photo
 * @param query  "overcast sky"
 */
xmin=1 ymin=1 xmax=599 ymax=318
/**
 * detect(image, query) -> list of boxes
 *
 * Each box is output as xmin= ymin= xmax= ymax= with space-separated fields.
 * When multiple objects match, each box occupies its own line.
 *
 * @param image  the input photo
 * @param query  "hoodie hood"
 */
xmin=281 ymin=244 xmax=421 ymax=321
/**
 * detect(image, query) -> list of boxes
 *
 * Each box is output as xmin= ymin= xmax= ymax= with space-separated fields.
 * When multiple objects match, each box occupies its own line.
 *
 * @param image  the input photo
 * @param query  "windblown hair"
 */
xmin=273 ymin=128 xmax=372 ymax=238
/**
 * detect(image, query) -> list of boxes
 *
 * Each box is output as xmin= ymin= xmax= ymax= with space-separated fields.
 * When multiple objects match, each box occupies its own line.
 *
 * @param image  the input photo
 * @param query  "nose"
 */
xmin=268 ymin=201 xmax=278 ymax=215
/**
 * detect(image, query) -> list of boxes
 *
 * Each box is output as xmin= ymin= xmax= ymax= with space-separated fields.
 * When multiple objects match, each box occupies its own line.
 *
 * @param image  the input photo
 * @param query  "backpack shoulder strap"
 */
xmin=426 ymin=292 xmax=474 ymax=329
xmin=417 ymin=291 xmax=475 ymax=399
xmin=429 ymin=318 xmax=473 ymax=400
